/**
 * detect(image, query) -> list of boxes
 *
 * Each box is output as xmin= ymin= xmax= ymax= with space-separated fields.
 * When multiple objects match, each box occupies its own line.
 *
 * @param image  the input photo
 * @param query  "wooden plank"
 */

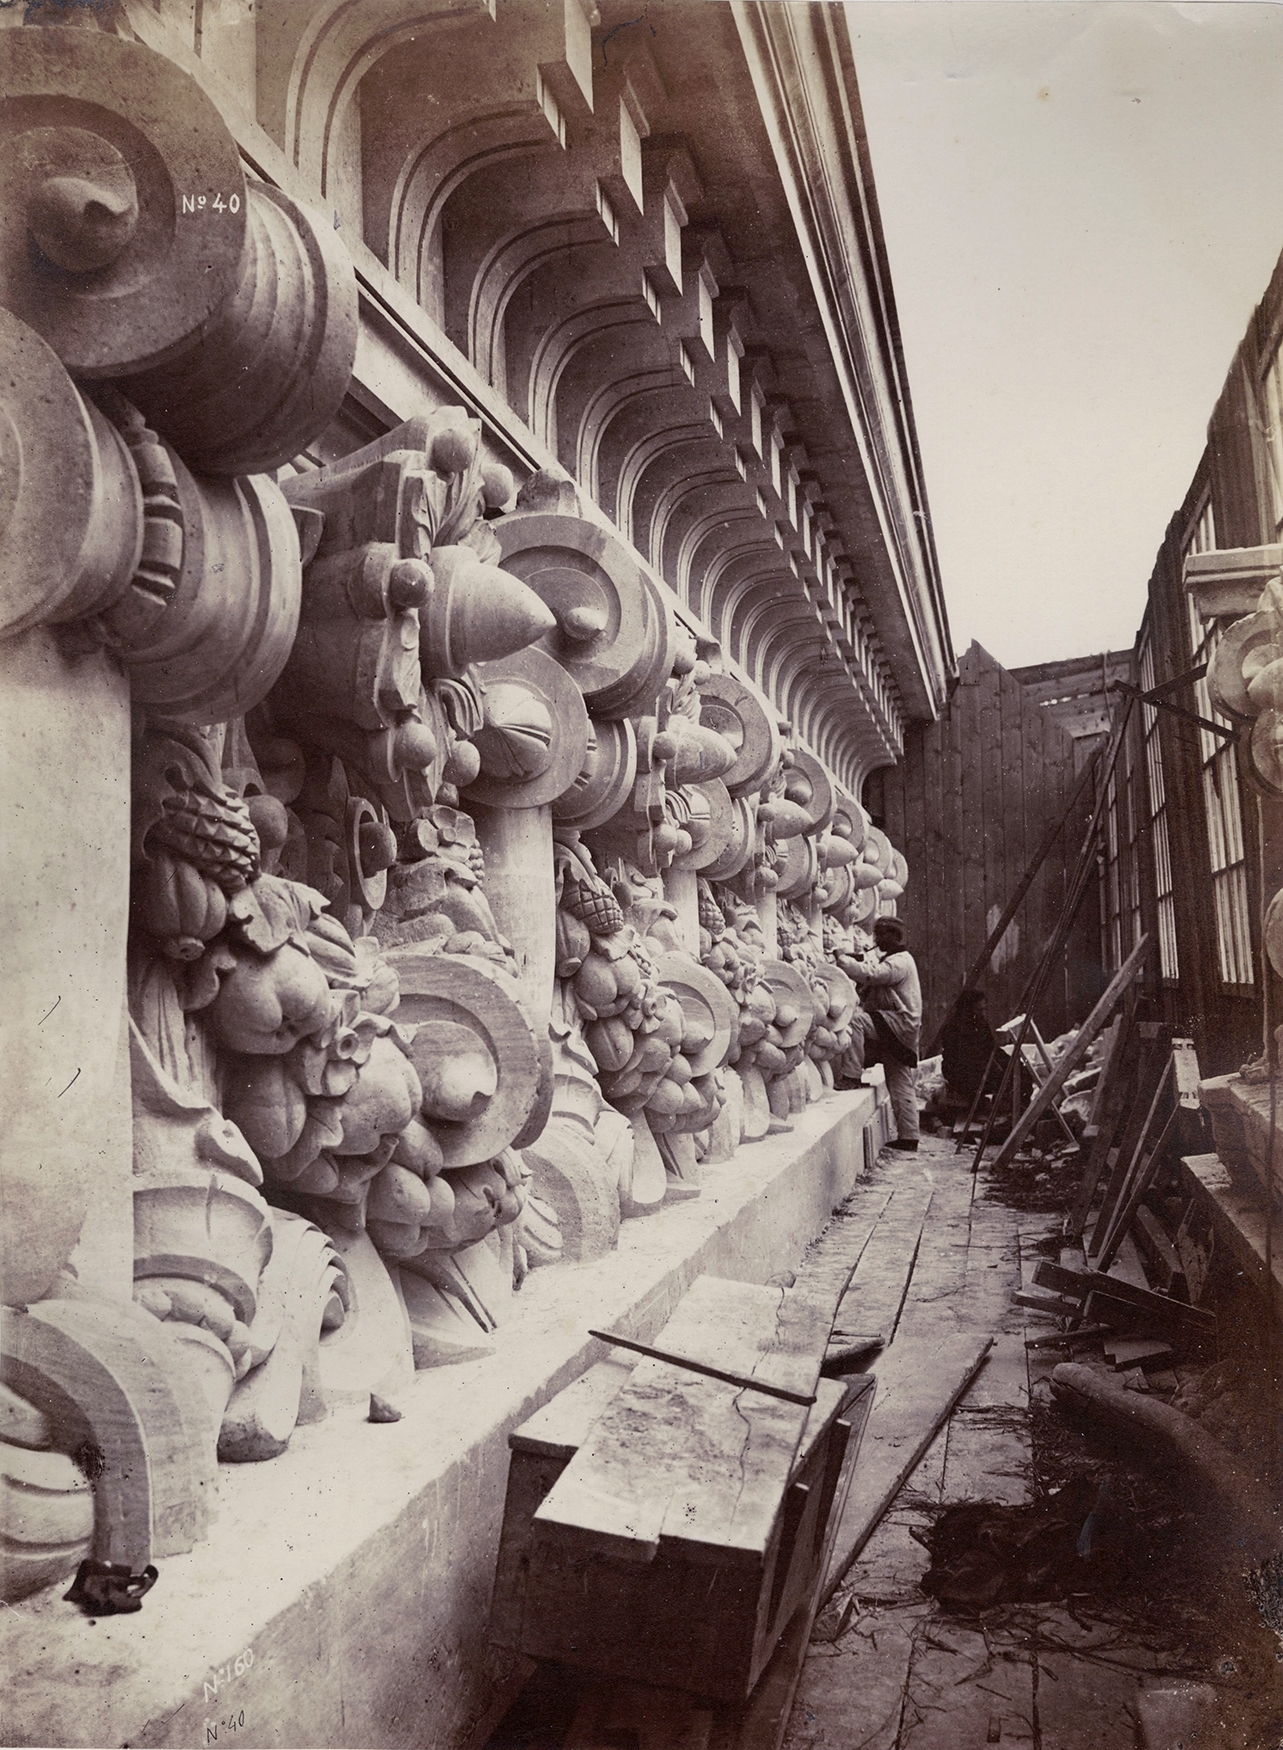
xmin=958 ymin=657 xmax=987 ymax=1011
xmin=1081 ymin=1290 xmax=1142 ymax=1332
xmin=1001 ymin=667 xmax=1030 ymax=983
xmin=1108 ymin=1230 xmax=1152 ymax=1291
xmin=510 ymin=1355 xmax=637 ymax=1460
xmin=708 ymin=1378 xmax=876 ymax=1750
xmin=1085 ymin=1016 xmax=1124 ymax=1128
xmin=1086 ymin=1028 xmax=1169 ymax=1247
xmin=989 ymin=936 xmax=1150 ymax=1172
xmin=898 ymin=1619 xmax=1036 ymax=1747
xmin=1013 ymin=1289 xmax=1080 ymax=1317
xmin=979 ymin=657 xmax=1006 ymax=1009
xmin=554 ymin=1385 xmax=878 ymax=1750
xmin=1134 ymin=1204 xmax=1183 ymax=1302
xmin=938 ymin=661 xmax=959 ymax=1036
xmin=1102 ymin=1336 xmax=1174 ymax=1370
xmin=820 ymin=1333 xmax=993 ymax=1604
xmin=832 ymin=1181 xmax=933 ymax=1344
xmin=1032 ymin=1262 xmax=1215 ymax=1338
xmin=1093 ymin=1103 xmax=1180 ymax=1271
xmin=1173 ymin=1036 xmax=1202 ymax=1109
xmin=1066 ymin=997 xmax=1143 ymax=1237
xmin=533 ymin=1275 xmax=842 ymax=1568
xmin=1025 ymin=1325 xmax=1114 ymax=1350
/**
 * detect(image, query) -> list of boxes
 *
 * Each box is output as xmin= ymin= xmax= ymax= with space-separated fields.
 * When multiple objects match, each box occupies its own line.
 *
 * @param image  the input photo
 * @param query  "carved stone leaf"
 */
xmin=232 ymin=873 xmax=329 ymax=957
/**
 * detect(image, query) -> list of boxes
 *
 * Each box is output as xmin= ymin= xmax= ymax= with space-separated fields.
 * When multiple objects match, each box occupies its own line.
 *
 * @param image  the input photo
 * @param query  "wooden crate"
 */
xmin=490 ymin=1350 xmax=873 ymax=1705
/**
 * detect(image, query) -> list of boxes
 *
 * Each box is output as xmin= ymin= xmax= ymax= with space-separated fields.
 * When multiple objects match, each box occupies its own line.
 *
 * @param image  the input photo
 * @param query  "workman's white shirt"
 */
xmin=853 ymin=948 xmax=922 ymax=1048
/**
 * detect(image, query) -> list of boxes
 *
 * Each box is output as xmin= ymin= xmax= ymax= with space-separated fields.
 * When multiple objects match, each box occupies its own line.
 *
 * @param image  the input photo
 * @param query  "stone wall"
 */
xmin=0 ymin=2 xmax=943 ymax=1723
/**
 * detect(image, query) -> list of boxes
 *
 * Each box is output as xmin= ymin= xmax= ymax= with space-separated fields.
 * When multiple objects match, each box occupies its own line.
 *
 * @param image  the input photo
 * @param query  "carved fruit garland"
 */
xmin=555 ymin=840 xmax=719 ymax=1135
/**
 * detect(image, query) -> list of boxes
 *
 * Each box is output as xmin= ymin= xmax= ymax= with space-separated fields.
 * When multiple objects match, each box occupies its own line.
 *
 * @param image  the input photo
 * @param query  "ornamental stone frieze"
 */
xmin=0 ymin=3 xmax=922 ymax=1625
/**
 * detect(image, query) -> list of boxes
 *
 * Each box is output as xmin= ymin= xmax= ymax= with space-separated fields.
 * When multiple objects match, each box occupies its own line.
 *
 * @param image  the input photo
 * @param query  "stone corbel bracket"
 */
xmin=465 ymin=646 xmax=592 ymax=811
xmin=278 ymin=413 xmax=547 ymax=819
xmin=385 ymin=943 xmax=553 ymax=1167
xmin=695 ymin=672 xmax=781 ymax=798
xmin=493 ymin=509 xmax=677 ymax=722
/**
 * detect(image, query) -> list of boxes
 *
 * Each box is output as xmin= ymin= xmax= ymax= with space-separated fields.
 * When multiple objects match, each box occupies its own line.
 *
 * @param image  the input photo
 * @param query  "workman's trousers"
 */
xmin=843 ymin=1011 xmax=920 ymax=1143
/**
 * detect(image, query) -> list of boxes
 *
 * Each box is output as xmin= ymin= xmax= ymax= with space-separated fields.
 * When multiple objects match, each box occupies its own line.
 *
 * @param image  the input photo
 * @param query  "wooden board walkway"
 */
xmin=820 ymin=1331 xmax=992 ymax=1600
xmin=784 ymin=1139 xmax=1045 ymax=1749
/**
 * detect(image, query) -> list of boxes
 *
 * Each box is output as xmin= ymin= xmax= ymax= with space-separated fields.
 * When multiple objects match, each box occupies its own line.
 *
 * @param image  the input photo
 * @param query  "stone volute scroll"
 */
xmin=0 ymin=28 xmax=248 ymax=381
xmin=0 ymin=310 xmax=142 ymax=641
xmin=696 ymin=671 xmax=782 ymax=799
xmin=113 ymin=183 xmax=359 ymax=479
xmin=1 ymin=1297 xmax=215 ymax=1609
xmin=493 ymin=503 xmax=678 ymax=721
xmin=465 ymin=647 xmax=592 ymax=811
xmin=553 ymin=717 xmax=640 ymax=833
xmin=0 ymin=28 xmax=359 ymax=479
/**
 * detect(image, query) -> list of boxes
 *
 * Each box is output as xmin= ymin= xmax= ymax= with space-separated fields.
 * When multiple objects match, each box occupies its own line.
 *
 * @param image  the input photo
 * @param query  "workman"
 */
xmin=940 ymin=988 xmax=1003 ymax=1107
xmin=843 ymin=916 xmax=922 ymax=1150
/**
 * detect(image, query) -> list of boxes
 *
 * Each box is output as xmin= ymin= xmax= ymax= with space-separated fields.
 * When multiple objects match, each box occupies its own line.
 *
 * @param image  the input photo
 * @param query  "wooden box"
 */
xmin=490 ymin=1357 xmax=873 ymax=1705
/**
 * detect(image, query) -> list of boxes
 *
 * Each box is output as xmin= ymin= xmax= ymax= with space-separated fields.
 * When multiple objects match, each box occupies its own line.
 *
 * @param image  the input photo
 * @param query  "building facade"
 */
xmin=0 ymin=3 xmax=953 ymax=1743
xmin=1092 ymin=264 xmax=1283 ymax=1082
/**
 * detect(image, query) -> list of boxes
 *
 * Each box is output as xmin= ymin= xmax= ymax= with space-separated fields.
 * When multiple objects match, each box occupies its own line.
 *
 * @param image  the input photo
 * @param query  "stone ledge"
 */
xmin=1197 ymin=1073 xmax=1283 ymax=1198
xmin=1179 ymin=1151 xmax=1283 ymax=1328
xmin=1 ymin=1088 xmax=877 ymax=1750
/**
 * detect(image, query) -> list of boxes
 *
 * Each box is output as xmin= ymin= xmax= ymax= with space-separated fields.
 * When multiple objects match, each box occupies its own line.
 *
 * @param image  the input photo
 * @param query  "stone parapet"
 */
xmin=1 ymin=1088 xmax=874 ymax=1750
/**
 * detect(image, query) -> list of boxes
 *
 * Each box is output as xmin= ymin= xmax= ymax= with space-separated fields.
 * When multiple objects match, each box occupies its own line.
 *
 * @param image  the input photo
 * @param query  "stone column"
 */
xmin=757 ymin=886 xmax=779 ymax=956
xmin=663 ymin=864 xmax=700 ymax=957
xmin=473 ymin=802 xmax=557 ymax=1022
xmin=0 ymin=630 xmax=134 ymax=1304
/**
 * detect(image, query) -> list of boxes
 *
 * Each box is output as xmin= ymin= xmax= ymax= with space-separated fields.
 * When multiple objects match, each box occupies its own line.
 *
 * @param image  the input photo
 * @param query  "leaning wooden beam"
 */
xmin=587 ymin=1329 xmax=818 ymax=1408
xmin=949 ymin=756 xmax=1098 ymax=1016
xmin=819 ymin=1333 xmax=993 ymax=1607
xmin=1089 ymin=1057 xmax=1175 ymax=1258
xmin=988 ymin=937 xmax=1150 ymax=1174
xmin=1064 ymin=1002 xmax=1141 ymax=1238
xmin=1092 ymin=1103 xmax=1181 ymax=1272
xmin=1031 ymin=1261 xmax=1215 ymax=1338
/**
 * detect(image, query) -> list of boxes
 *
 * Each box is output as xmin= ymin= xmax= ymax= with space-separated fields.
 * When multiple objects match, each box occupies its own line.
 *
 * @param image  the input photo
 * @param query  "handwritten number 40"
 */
xmin=206 ymin=1712 xmax=245 ymax=1743
xmin=182 ymin=194 xmax=241 ymax=214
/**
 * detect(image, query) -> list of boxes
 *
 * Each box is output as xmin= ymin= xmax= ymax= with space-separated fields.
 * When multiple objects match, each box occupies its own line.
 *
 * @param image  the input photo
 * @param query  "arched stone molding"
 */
xmin=265 ymin=0 xmax=594 ymax=199
xmin=628 ymin=446 xmax=735 ymax=580
xmin=539 ymin=325 xmax=672 ymax=479
xmin=782 ymin=670 xmax=868 ymax=787
xmin=732 ymin=581 xmax=814 ymax=693
xmin=388 ymin=114 xmax=561 ymax=320
xmin=358 ymin=7 xmax=594 ymax=268
xmin=269 ymin=0 xmax=493 ymax=194
xmin=437 ymin=150 xmax=612 ymax=389
xmin=526 ymin=293 xmax=657 ymax=453
xmin=564 ymin=356 xmax=679 ymax=499
xmin=699 ymin=545 xmax=789 ymax=663
xmin=665 ymin=490 xmax=762 ymax=610
xmin=759 ymin=621 xmax=826 ymax=721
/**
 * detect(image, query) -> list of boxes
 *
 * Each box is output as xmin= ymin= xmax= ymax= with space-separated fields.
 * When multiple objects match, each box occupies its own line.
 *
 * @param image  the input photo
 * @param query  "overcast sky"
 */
xmin=845 ymin=1 xmax=1283 ymax=670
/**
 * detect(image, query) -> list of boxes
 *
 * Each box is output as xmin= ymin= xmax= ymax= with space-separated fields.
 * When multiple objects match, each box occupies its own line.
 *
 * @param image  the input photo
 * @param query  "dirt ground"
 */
xmin=783 ymin=1132 xmax=1283 ymax=1750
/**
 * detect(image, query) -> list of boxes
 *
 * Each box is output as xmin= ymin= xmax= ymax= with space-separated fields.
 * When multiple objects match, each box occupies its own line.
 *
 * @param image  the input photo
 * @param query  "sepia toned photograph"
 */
xmin=0 ymin=0 xmax=1280 ymax=1745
